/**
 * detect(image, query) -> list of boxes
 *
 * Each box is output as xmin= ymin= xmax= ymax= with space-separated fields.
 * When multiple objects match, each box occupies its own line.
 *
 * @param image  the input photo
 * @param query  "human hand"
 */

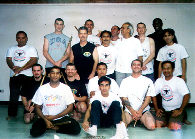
xmin=156 ymin=109 xmax=164 ymax=117
xmin=172 ymin=109 xmax=182 ymax=117
xmin=82 ymin=121 xmax=89 ymax=131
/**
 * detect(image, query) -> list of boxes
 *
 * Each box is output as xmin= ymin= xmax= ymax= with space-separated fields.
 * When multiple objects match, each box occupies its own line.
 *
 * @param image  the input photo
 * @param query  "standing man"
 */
xmin=137 ymin=22 xmax=155 ymax=82
xmin=21 ymin=64 xmax=49 ymax=123
xmin=152 ymin=61 xmax=190 ymax=130
xmin=97 ymin=30 xmax=118 ymax=79
xmin=148 ymin=18 xmax=166 ymax=81
xmin=115 ymin=22 xmax=143 ymax=85
xmin=65 ymin=63 xmax=88 ymax=121
xmin=70 ymin=26 xmax=99 ymax=84
xmin=111 ymin=25 xmax=121 ymax=46
xmin=43 ymin=18 xmax=71 ymax=75
xmin=6 ymin=31 xmax=38 ymax=120
xmin=119 ymin=59 xmax=155 ymax=130
xmin=82 ymin=76 xmax=128 ymax=139
xmin=30 ymin=66 xmax=81 ymax=137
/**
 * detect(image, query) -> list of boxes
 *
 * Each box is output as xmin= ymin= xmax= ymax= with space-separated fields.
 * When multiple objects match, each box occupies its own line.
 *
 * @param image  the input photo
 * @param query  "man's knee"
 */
xmin=91 ymin=100 xmax=101 ymax=107
xmin=77 ymin=102 xmax=87 ymax=113
xmin=168 ymin=122 xmax=182 ymax=130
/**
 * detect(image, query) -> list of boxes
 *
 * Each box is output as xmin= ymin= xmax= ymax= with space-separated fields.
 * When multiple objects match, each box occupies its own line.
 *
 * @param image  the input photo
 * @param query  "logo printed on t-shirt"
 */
xmin=14 ymin=49 xmax=26 ymax=61
xmin=166 ymin=49 xmax=176 ymax=62
xmin=161 ymin=85 xmax=173 ymax=101
xmin=71 ymin=89 xmax=78 ymax=95
xmin=99 ymin=51 xmax=112 ymax=64
xmin=83 ymin=52 xmax=91 ymax=57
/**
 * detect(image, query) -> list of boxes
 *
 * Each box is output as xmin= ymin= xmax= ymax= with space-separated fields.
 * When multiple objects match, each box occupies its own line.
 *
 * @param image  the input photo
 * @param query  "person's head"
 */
xmin=54 ymin=18 xmax=64 ymax=33
xmin=32 ymin=64 xmax=43 ymax=79
xmin=137 ymin=22 xmax=147 ymax=35
xmin=84 ymin=19 xmax=94 ymax=34
xmin=100 ymin=30 xmax=111 ymax=46
xmin=98 ymin=76 xmax=111 ymax=96
xmin=121 ymin=22 xmax=134 ymax=37
xmin=163 ymin=28 xmax=178 ymax=45
xmin=131 ymin=59 xmax=143 ymax=74
xmin=152 ymin=18 xmax=163 ymax=32
xmin=78 ymin=26 xmax=88 ymax=42
xmin=16 ymin=31 xmax=28 ymax=47
xmin=111 ymin=25 xmax=120 ymax=37
xmin=49 ymin=66 xmax=61 ymax=83
xmin=161 ymin=61 xmax=175 ymax=78
xmin=97 ymin=62 xmax=107 ymax=78
xmin=65 ymin=63 xmax=77 ymax=77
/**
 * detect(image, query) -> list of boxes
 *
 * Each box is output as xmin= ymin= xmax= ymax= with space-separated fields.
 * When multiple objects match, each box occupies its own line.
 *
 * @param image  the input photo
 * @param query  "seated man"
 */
xmin=21 ymin=64 xmax=49 ymax=123
xmin=119 ymin=59 xmax=155 ymax=130
xmin=65 ymin=63 xmax=88 ymax=121
xmin=152 ymin=61 xmax=190 ymax=130
xmin=82 ymin=76 xmax=129 ymax=139
xmin=88 ymin=62 xmax=119 ymax=98
xmin=30 ymin=66 xmax=81 ymax=137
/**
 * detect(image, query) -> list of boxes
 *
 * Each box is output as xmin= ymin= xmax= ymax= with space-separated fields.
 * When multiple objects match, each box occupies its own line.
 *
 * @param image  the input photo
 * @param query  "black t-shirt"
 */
xmin=21 ymin=76 xmax=49 ymax=100
xmin=72 ymin=42 xmax=95 ymax=84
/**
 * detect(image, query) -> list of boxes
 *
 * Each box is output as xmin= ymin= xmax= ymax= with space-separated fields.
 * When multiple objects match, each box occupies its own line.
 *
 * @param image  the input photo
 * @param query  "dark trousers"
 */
xmin=8 ymin=74 xmax=30 ymax=117
xmin=90 ymin=100 xmax=122 ymax=128
xmin=30 ymin=116 xmax=81 ymax=137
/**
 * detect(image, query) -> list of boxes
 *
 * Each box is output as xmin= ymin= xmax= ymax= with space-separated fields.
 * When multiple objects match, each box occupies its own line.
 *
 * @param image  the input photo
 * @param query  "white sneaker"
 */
xmin=110 ymin=122 xmax=129 ymax=139
xmin=84 ymin=125 xmax=97 ymax=136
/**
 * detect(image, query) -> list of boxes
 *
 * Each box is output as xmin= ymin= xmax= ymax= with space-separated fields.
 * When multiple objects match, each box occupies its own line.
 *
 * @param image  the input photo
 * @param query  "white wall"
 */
xmin=0 ymin=3 xmax=194 ymax=102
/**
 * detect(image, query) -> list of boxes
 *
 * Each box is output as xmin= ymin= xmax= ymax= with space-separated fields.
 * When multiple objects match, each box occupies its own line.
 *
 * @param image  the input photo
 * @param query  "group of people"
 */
xmin=5 ymin=17 xmax=190 ymax=138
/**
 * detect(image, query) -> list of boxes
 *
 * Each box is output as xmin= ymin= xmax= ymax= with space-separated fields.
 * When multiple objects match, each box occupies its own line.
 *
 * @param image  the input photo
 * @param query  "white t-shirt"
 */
xmin=156 ymin=43 xmax=189 ymax=76
xmin=111 ymin=39 xmax=121 ymax=47
xmin=97 ymin=45 xmax=118 ymax=75
xmin=115 ymin=37 xmax=143 ymax=73
xmin=88 ymin=76 xmax=119 ymax=97
xmin=32 ymin=83 xmax=74 ymax=119
xmin=74 ymin=34 xmax=101 ymax=46
xmin=141 ymin=37 xmax=154 ymax=75
xmin=90 ymin=92 xmax=122 ymax=114
xmin=6 ymin=45 xmax=38 ymax=77
xmin=119 ymin=75 xmax=155 ymax=114
xmin=155 ymin=76 xmax=190 ymax=111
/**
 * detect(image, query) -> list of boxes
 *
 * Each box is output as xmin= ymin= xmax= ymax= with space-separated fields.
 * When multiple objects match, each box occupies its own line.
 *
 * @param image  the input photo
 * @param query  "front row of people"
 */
xmin=22 ymin=60 xmax=189 ymax=138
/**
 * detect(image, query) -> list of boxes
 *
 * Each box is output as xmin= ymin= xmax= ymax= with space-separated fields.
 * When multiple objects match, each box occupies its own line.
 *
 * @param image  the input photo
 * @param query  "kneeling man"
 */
xmin=119 ymin=59 xmax=155 ymax=130
xmin=30 ymin=66 xmax=81 ymax=137
xmin=82 ymin=76 xmax=128 ymax=139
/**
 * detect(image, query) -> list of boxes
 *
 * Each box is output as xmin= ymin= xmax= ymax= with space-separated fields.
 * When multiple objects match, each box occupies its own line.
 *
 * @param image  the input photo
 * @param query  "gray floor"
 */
xmin=0 ymin=105 xmax=194 ymax=139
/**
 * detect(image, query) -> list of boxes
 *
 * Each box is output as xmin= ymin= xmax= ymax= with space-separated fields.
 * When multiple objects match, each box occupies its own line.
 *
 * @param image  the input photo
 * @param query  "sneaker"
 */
xmin=110 ymin=122 xmax=129 ymax=139
xmin=84 ymin=125 xmax=97 ymax=136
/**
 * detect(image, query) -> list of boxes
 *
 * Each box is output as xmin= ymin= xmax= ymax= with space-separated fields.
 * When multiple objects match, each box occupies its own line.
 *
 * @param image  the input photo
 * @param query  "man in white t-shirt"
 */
xmin=82 ymin=76 xmax=128 ymax=139
xmin=115 ymin=22 xmax=143 ymax=86
xmin=88 ymin=62 xmax=119 ymax=98
xmin=136 ymin=22 xmax=155 ymax=82
xmin=152 ymin=61 xmax=190 ymax=130
xmin=111 ymin=25 xmax=121 ymax=47
xmin=6 ymin=31 xmax=38 ymax=120
xmin=97 ymin=30 xmax=118 ymax=79
xmin=30 ymin=66 xmax=81 ymax=137
xmin=119 ymin=59 xmax=155 ymax=130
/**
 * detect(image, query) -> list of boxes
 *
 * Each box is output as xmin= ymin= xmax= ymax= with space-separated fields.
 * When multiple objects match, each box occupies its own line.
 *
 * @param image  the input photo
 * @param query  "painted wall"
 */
xmin=0 ymin=3 xmax=194 ymax=102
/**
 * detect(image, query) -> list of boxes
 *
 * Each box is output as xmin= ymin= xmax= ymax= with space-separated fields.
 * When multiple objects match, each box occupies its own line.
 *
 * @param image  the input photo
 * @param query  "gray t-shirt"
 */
xmin=45 ymin=33 xmax=70 ymax=68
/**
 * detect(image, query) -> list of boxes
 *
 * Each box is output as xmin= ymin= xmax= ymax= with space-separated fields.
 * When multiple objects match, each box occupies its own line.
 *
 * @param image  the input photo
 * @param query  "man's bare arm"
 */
xmin=181 ymin=58 xmax=187 ymax=81
xmin=143 ymin=38 xmax=155 ymax=66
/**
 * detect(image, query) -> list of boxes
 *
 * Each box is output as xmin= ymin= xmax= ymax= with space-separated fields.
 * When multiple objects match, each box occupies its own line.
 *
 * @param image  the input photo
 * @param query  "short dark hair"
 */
xmin=16 ymin=31 xmax=27 ymax=38
xmin=100 ymin=30 xmax=112 ymax=38
xmin=161 ymin=61 xmax=175 ymax=70
xmin=32 ymin=63 xmax=43 ymax=71
xmin=137 ymin=22 xmax=146 ymax=28
xmin=84 ymin=19 xmax=94 ymax=26
xmin=98 ymin=76 xmax=111 ymax=86
xmin=78 ymin=26 xmax=88 ymax=34
xmin=153 ymin=18 xmax=163 ymax=26
xmin=131 ymin=59 xmax=143 ymax=67
xmin=55 ymin=18 xmax=64 ymax=24
xmin=97 ymin=62 xmax=107 ymax=69
xmin=66 ymin=63 xmax=76 ymax=70
xmin=50 ymin=66 xmax=61 ymax=73
xmin=163 ymin=28 xmax=178 ymax=43
xmin=112 ymin=25 xmax=120 ymax=31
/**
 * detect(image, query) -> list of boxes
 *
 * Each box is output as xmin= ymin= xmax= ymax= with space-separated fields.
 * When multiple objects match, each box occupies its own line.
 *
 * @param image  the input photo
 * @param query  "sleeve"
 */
xmin=180 ymin=45 xmax=189 ymax=59
xmin=146 ymin=79 xmax=156 ymax=97
xmin=177 ymin=78 xmax=190 ymax=96
xmin=32 ymin=87 xmax=43 ymax=105
xmin=87 ymin=78 xmax=95 ymax=95
xmin=65 ymin=86 xmax=75 ymax=105
xmin=154 ymin=79 xmax=161 ymax=96
xmin=110 ymin=79 xmax=120 ymax=95
xmin=119 ymin=79 xmax=128 ymax=97
xmin=79 ymin=82 xmax=88 ymax=97
xmin=156 ymin=48 xmax=164 ymax=61
xmin=6 ymin=47 xmax=13 ymax=58
xmin=29 ymin=47 xmax=38 ymax=58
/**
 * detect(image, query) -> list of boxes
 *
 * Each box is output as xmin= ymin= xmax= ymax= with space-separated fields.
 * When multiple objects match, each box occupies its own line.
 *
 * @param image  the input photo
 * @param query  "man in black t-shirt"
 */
xmin=21 ymin=64 xmax=49 ymax=123
xmin=65 ymin=63 xmax=88 ymax=121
